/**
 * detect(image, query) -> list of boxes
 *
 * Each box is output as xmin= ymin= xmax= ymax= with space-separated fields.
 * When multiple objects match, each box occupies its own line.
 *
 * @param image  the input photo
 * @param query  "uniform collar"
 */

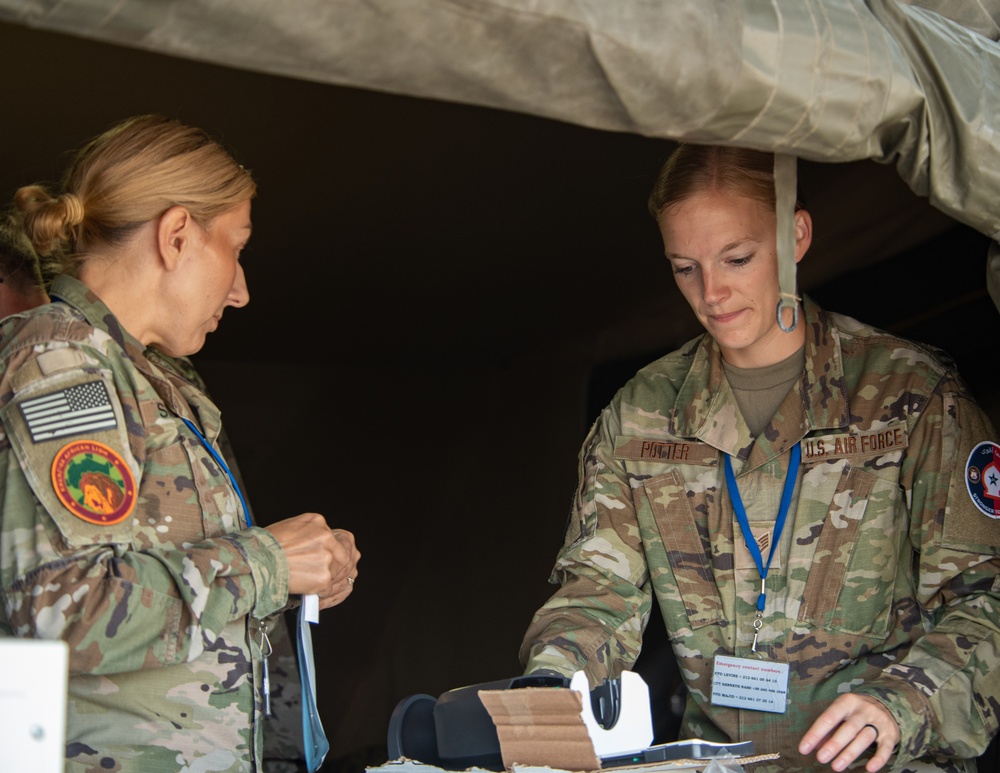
xmin=50 ymin=274 xmax=147 ymax=363
xmin=49 ymin=275 xmax=220 ymax=438
xmin=671 ymin=296 xmax=851 ymax=467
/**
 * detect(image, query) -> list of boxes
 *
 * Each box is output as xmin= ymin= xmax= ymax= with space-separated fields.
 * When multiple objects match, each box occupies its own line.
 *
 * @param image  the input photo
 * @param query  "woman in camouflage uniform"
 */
xmin=0 ymin=115 xmax=360 ymax=772
xmin=520 ymin=144 xmax=1000 ymax=772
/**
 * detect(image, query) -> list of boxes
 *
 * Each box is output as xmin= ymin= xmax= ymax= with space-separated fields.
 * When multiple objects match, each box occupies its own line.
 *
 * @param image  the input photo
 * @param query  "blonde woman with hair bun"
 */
xmin=0 ymin=115 xmax=360 ymax=773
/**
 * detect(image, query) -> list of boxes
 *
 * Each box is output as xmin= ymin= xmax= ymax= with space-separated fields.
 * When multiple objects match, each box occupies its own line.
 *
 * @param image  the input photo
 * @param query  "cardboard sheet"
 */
xmin=478 ymin=687 xmax=600 ymax=772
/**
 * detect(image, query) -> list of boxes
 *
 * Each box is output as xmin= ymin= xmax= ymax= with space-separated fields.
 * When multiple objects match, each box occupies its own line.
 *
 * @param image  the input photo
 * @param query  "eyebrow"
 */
xmin=665 ymin=237 xmax=759 ymax=261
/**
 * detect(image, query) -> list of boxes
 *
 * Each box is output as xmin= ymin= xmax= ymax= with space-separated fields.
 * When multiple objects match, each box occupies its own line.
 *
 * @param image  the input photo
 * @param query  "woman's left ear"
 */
xmin=794 ymin=209 xmax=813 ymax=263
xmin=157 ymin=206 xmax=194 ymax=270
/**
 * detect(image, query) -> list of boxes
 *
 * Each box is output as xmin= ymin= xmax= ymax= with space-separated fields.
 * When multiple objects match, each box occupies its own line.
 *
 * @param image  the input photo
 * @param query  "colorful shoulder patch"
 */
xmin=50 ymin=440 xmax=137 ymax=525
xmin=966 ymin=441 xmax=1000 ymax=519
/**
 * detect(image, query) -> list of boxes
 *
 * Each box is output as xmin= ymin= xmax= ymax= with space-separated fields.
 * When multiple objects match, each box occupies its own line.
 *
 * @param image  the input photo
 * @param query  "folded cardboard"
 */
xmin=476 ymin=670 xmax=656 ymax=771
xmin=475 ymin=680 xmax=776 ymax=772
xmin=478 ymin=684 xmax=602 ymax=772
xmin=369 ymin=671 xmax=778 ymax=773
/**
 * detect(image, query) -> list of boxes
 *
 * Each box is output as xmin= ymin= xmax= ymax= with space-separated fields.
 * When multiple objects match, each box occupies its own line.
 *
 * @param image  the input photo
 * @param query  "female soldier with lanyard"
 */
xmin=520 ymin=144 xmax=1000 ymax=772
xmin=0 ymin=115 xmax=360 ymax=772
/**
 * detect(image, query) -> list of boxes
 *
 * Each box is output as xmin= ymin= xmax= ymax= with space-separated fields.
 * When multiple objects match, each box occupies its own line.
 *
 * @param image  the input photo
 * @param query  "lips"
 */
xmin=707 ymin=308 xmax=745 ymax=325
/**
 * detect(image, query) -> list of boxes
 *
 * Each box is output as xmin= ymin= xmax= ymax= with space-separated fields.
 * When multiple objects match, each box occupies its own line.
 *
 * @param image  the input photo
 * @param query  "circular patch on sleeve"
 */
xmin=966 ymin=441 xmax=1000 ymax=519
xmin=50 ymin=440 xmax=137 ymax=525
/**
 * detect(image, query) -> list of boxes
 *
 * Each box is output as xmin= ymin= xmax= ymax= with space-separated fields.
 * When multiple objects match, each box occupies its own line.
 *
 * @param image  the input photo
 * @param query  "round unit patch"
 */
xmin=51 ymin=440 xmax=137 ymax=525
xmin=966 ymin=441 xmax=1000 ymax=519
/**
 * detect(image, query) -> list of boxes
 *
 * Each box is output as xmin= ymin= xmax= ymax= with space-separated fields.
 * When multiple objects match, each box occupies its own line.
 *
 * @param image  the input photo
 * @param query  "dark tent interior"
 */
xmin=2 ymin=17 xmax=999 ymax=773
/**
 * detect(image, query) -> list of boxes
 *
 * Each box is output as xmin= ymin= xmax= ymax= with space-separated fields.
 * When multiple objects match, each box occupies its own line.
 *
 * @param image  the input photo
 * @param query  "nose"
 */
xmin=700 ymin=266 xmax=729 ymax=305
xmin=228 ymin=263 xmax=250 ymax=308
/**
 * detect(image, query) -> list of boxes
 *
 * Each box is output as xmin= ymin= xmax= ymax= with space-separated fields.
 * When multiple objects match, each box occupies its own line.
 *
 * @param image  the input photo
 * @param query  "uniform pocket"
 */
xmin=642 ymin=470 xmax=725 ymax=629
xmin=798 ymin=463 xmax=900 ymax=639
xmin=140 ymin=426 xmax=241 ymax=541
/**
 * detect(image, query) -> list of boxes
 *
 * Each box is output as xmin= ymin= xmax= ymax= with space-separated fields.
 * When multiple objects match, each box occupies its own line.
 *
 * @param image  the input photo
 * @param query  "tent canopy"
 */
xmin=4 ymin=1 xmax=1000 ymax=250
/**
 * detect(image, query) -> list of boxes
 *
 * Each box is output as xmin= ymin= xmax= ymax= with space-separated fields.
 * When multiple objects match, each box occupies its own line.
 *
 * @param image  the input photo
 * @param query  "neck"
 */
xmin=76 ymin=224 xmax=162 ymax=347
xmin=78 ymin=258 xmax=157 ymax=347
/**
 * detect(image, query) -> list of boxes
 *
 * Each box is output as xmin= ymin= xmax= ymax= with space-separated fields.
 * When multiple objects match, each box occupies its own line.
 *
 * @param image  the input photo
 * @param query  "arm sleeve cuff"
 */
xmin=224 ymin=527 xmax=290 ymax=619
xmin=854 ymin=680 xmax=933 ymax=767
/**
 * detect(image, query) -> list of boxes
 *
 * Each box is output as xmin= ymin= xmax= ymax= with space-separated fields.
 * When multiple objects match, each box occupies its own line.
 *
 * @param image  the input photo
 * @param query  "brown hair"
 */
xmin=14 ymin=115 xmax=256 ymax=274
xmin=0 ymin=211 xmax=45 ymax=293
xmin=648 ymin=144 xmax=801 ymax=220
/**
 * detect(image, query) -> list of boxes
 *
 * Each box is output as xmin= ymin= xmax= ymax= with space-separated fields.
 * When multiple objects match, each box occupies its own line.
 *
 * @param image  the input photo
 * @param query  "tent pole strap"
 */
xmin=775 ymin=153 xmax=800 ymax=332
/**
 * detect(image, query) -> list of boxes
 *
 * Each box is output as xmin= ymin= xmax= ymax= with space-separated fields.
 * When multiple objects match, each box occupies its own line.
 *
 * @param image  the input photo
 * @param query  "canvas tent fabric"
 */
xmin=2 ymin=0 xmax=1000 ymax=311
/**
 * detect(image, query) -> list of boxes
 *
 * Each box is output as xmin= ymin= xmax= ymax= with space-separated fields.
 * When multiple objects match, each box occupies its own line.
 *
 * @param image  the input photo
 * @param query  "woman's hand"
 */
xmin=798 ymin=694 xmax=899 ymax=772
xmin=265 ymin=513 xmax=360 ymax=610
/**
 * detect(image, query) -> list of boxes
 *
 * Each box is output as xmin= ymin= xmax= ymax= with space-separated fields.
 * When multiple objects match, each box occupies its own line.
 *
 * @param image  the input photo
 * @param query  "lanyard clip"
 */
xmin=258 ymin=619 xmax=273 ymax=717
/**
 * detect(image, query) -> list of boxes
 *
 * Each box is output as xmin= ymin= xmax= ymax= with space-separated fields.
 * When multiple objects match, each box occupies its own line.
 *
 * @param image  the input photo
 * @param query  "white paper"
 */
xmin=710 ymin=656 xmax=789 ymax=714
xmin=0 ymin=639 xmax=68 ymax=773
xmin=303 ymin=593 xmax=319 ymax=624
xmin=298 ymin=598 xmax=329 ymax=770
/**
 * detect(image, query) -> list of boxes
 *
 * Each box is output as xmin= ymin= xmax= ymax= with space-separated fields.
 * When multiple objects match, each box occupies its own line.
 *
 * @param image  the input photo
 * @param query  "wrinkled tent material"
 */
xmin=2 ymin=0 xmax=1000 ymax=311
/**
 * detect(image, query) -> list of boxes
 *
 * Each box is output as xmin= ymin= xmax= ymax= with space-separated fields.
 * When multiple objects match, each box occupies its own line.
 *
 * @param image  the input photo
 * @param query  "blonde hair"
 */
xmin=648 ymin=144 xmax=802 ymax=220
xmin=15 ymin=115 xmax=256 ymax=274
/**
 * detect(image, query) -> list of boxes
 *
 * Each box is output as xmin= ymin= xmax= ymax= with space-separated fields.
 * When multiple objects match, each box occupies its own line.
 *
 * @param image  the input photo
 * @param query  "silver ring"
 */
xmin=347 ymin=576 xmax=355 ymax=586
xmin=861 ymin=724 xmax=879 ymax=742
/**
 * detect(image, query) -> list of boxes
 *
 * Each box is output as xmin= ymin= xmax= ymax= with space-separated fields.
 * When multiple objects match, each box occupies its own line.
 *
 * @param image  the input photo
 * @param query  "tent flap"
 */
xmin=3 ymin=0 xmax=1000 ymax=306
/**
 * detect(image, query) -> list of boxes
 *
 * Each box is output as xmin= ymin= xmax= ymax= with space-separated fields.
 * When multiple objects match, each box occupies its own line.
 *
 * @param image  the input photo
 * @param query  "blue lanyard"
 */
xmin=181 ymin=417 xmax=252 ymax=528
xmin=723 ymin=442 xmax=801 ymax=651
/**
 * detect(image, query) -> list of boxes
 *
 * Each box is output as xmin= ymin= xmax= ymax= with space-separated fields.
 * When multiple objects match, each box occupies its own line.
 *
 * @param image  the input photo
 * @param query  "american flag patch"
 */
xmin=20 ymin=381 xmax=118 ymax=443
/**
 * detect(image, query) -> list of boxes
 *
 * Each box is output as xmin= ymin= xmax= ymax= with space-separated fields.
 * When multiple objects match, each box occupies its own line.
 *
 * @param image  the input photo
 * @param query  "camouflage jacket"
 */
xmin=0 ymin=275 xmax=290 ymax=772
xmin=163 ymin=356 xmax=306 ymax=773
xmin=521 ymin=297 xmax=1000 ymax=772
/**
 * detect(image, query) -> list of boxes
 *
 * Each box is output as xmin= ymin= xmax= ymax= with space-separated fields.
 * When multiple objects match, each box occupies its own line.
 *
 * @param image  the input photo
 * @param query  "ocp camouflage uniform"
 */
xmin=160 ymin=355 xmax=305 ymax=773
xmin=521 ymin=297 xmax=1000 ymax=772
xmin=0 ymin=275 xmax=290 ymax=772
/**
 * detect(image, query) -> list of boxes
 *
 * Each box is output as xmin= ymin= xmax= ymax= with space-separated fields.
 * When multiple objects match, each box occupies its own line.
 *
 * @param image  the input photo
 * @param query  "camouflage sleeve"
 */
xmin=854 ymin=372 xmax=1000 ymax=763
xmin=519 ymin=409 xmax=652 ymax=684
xmin=0 ymin=456 xmax=288 ymax=675
xmin=0 ymin=354 xmax=289 ymax=675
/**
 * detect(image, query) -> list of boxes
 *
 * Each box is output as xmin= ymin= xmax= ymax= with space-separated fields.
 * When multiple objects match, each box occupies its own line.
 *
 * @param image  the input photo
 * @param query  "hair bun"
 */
xmin=59 ymin=193 xmax=85 ymax=228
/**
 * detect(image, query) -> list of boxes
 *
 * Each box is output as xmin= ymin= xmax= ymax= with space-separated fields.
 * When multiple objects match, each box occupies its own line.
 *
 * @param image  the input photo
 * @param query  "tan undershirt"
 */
xmin=722 ymin=346 xmax=806 ymax=437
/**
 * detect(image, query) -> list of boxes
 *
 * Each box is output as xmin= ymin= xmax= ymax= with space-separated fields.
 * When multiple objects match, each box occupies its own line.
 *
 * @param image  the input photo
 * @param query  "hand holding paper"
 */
xmin=264 ymin=514 xmax=360 ymax=609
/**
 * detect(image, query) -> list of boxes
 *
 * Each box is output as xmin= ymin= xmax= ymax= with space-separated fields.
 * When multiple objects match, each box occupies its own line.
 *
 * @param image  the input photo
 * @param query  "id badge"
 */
xmin=711 ymin=655 xmax=789 ymax=713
